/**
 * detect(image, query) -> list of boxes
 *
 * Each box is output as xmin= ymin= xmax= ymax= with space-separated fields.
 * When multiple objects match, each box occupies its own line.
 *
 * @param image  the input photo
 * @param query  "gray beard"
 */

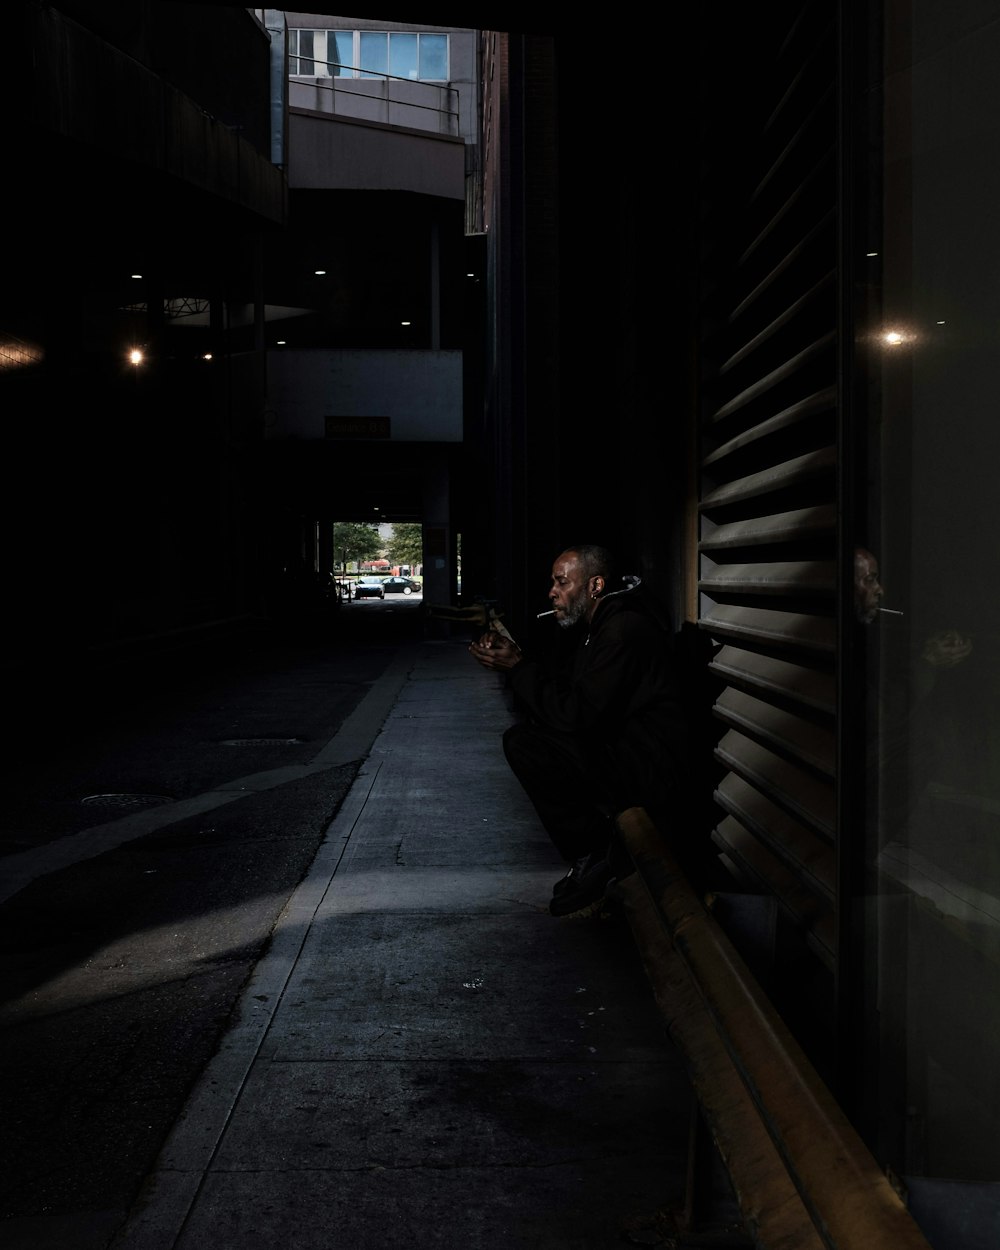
xmin=557 ymin=598 xmax=588 ymax=629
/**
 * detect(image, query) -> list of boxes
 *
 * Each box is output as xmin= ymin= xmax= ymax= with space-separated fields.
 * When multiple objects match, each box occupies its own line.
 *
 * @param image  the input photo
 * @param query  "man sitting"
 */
xmin=469 ymin=544 xmax=694 ymax=916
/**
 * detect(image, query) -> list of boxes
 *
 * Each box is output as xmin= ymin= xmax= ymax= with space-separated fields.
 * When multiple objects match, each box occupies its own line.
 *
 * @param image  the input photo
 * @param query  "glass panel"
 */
xmin=290 ymin=30 xmax=316 ymax=77
xmin=329 ymin=30 xmax=353 ymax=77
xmin=858 ymin=0 xmax=1000 ymax=1188
xmin=419 ymin=34 xmax=448 ymax=81
xmin=389 ymin=33 xmax=418 ymax=81
xmin=359 ymin=32 xmax=388 ymax=79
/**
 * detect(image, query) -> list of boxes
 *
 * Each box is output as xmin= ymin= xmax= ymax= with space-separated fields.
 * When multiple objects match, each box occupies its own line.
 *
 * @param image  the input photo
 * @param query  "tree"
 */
xmin=332 ymin=521 xmax=382 ymax=571
xmin=386 ymin=522 xmax=423 ymax=569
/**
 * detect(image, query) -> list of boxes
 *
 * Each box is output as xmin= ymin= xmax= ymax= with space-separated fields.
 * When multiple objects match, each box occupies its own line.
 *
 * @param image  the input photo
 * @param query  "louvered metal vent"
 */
xmin=698 ymin=6 xmax=838 ymax=972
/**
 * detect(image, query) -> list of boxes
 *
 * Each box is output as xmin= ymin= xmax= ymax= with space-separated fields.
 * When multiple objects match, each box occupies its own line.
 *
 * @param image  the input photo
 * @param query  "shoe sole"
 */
xmin=550 ymin=895 xmax=612 ymax=920
xmin=548 ymin=876 xmax=612 ymax=917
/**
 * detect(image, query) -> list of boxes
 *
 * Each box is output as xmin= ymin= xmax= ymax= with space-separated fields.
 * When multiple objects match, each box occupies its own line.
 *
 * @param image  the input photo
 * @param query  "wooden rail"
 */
xmin=614 ymin=806 xmax=933 ymax=1250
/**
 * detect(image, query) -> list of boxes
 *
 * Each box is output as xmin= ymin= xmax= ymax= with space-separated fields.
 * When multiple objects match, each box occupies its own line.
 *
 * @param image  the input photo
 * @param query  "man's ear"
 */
xmin=591 ymin=576 xmax=605 ymax=598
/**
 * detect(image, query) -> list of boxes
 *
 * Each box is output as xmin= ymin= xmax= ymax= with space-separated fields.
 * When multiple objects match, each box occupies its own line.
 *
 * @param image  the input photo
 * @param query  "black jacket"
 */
xmin=509 ymin=590 xmax=691 ymax=813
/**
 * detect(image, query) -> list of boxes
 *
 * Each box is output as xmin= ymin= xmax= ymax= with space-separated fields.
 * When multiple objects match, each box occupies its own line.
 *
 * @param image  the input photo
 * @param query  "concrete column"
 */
xmin=421 ymin=455 xmax=451 ymax=610
xmin=430 ymin=220 xmax=441 ymax=351
xmin=318 ymin=518 xmax=334 ymax=577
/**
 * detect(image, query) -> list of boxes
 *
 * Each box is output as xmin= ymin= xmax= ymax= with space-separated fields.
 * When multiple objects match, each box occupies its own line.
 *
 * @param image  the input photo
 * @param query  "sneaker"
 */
xmin=549 ymin=854 xmax=613 ymax=917
xmin=552 ymin=855 xmax=591 ymax=898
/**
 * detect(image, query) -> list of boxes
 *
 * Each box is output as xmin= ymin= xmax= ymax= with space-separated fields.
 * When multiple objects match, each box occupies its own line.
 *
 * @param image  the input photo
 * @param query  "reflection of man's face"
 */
xmin=854 ymin=548 xmax=883 ymax=624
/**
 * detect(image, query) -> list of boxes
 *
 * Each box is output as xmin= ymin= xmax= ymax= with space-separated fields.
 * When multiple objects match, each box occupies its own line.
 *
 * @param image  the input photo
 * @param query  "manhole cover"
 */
xmin=219 ymin=737 xmax=306 ymax=746
xmin=81 ymin=793 xmax=174 ymax=809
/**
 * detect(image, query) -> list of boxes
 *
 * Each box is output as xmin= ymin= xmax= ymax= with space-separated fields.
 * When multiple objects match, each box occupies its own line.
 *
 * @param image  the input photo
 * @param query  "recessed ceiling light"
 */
xmin=401 ymin=320 xmax=411 ymax=326
xmin=315 ymin=270 xmax=326 ymax=275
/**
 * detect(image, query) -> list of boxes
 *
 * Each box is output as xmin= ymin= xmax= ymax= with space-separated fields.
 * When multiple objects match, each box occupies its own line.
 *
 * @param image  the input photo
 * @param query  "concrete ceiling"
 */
xmin=179 ymin=2 xmax=557 ymax=35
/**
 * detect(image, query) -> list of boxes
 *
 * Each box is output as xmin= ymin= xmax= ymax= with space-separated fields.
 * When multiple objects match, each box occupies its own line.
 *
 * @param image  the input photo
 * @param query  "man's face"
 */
xmin=549 ymin=550 xmax=593 ymax=629
xmin=854 ymin=548 xmax=884 ymax=624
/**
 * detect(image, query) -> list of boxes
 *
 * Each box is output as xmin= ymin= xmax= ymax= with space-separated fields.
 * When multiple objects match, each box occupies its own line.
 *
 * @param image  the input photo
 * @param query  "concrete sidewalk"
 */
xmin=112 ymin=637 xmax=694 ymax=1249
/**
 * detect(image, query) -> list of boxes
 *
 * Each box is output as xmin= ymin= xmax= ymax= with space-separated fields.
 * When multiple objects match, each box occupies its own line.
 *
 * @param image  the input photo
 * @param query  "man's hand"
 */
xmin=922 ymin=629 xmax=973 ymax=669
xmin=468 ymin=630 xmax=523 ymax=671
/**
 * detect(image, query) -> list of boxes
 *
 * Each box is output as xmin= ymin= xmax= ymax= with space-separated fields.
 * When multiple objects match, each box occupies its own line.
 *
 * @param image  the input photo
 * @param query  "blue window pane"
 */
xmin=330 ymin=31 xmax=353 ymax=77
xmin=419 ymin=34 xmax=448 ymax=81
xmin=389 ymin=33 xmax=418 ymax=80
xmin=360 ymin=32 xmax=388 ymax=78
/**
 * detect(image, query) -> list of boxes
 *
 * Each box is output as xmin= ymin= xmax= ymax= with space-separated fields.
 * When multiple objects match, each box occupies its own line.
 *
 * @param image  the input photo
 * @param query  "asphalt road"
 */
xmin=0 ymin=604 xmax=425 ymax=1242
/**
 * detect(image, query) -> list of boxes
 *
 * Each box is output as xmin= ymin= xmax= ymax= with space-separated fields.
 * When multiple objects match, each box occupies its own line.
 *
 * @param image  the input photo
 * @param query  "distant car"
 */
xmin=354 ymin=577 xmax=385 ymax=599
xmin=381 ymin=576 xmax=421 ymax=595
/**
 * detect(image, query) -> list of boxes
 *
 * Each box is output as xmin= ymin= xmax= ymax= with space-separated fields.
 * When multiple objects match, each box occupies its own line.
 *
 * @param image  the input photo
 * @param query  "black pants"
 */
xmin=502 ymin=721 xmax=616 ymax=862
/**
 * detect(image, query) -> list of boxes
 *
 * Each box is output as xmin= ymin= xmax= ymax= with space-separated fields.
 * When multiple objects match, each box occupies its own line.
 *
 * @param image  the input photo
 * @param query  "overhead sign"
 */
xmin=325 ymin=416 xmax=391 ymax=439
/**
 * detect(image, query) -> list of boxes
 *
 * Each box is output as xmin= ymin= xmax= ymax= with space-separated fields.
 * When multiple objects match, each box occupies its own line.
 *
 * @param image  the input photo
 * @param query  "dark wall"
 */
xmin=52 ymin=1 xmax=274 ymax=155
xmin=474 ymin=24 xmax=700 ymax=637
xmin=2 ymin=2 xmax=277 ymax=671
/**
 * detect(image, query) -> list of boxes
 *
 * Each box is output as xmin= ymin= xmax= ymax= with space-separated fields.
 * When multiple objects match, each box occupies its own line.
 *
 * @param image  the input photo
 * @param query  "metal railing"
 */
xmin=288 ymin=56 xmax=459 ymax=136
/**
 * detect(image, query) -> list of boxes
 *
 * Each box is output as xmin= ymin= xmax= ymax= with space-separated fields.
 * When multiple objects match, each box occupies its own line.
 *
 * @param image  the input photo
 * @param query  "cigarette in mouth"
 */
xmin=536 ymin=609 xmax=557 ymax=618
xmin=879 ymin=608 xmax=904 ymax=616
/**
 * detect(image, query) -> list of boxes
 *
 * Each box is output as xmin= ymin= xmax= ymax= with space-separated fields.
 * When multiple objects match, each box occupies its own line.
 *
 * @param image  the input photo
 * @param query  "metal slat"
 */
xmin=711 ymin=814 xmax=835 ymax=966
xmin=720 ymin=272 xmax=835 ymax=374
xmin=729 ymin=210 xmax=835 ymax=323
xmin=715 ymin=731 xmax=835 ymax=840
xmin=708 ymin=645 xmax=836 ymax=717
xmin=699 ymin=605 xmax=835 ymax=655
xmin=714 ymin=688 xmax=835 ymax=778
xmin=700 ymin=447 xmax=835 ymax=509
xmin=763 ymin=21 xmax=836 ymax=137
xmin=742 ymin=146 xmax=834 ymax=266
xmin=711 ymin=335 xmax=835 ymax=424
xmin=714 ymin=772 xmax=835 ymax=900
xmin=697 ymin=5 xmax=840 ymax=1034
xmin=749 ymin=82 xmax=835 ymax=209
xmin=699 ymin=559 xmax=834 ymax=598
xmin=700 ymin=505 xmax=836 ymax=550
xmin=703 ymin=390 xmax=835 ymax=466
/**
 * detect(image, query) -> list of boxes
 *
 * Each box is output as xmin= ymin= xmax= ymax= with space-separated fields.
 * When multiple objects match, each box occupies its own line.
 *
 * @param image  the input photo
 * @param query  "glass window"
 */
xmin=289 ymin=30 xmax=316 ymax=77
xmin=856 ymin=0 xmax=1000 ymax=1188
xmin=360 ymin=31 xmax=388 ymax=79
xmin=419 ymin=34 xmax=448 ymax=81
xmin=329 ymin=30 xmax=353 ymax=77
xmin=292 ymin=29 xmax=449 ymax=82
xmin=389 ymin=33 xmax=419 ymax=81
